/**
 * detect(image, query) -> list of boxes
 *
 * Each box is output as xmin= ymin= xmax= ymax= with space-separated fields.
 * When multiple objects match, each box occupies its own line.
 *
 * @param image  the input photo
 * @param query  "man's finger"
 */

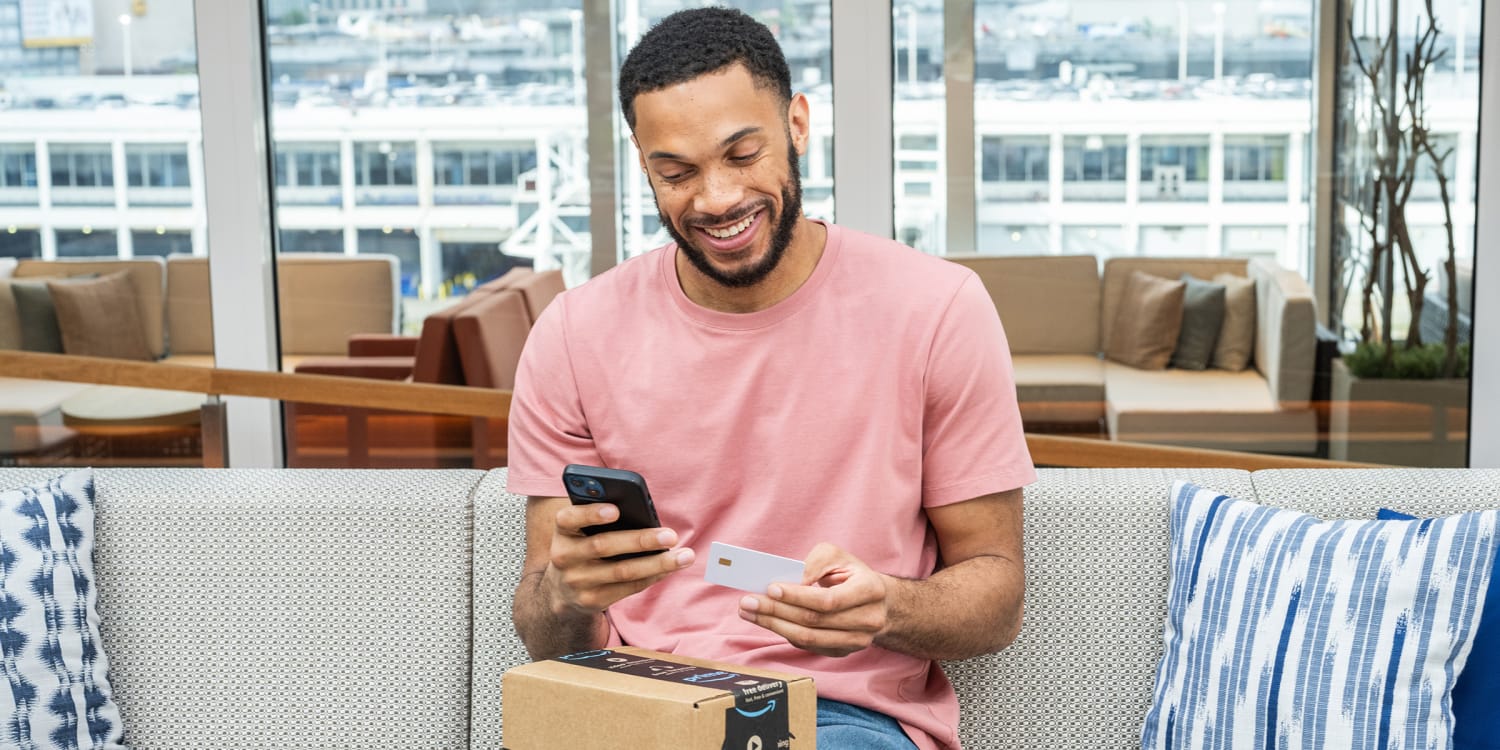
xmin=554 ymin=502 xmax=620 ymax=534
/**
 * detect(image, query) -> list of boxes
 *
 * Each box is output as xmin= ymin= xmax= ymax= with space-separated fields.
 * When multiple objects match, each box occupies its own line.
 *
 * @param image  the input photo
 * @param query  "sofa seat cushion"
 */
xmin=1103 ymin=363 xmax=1317 ymax=453
xmin=0 ymin=378 xmax=96 ymax=420
xmin=1011 ymin=354 xmax=1105 ymax=424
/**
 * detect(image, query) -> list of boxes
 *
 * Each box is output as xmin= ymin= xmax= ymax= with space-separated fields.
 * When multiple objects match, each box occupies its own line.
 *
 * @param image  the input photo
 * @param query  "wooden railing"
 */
xmin=0 ymin=351 xmax=1381 ymax=470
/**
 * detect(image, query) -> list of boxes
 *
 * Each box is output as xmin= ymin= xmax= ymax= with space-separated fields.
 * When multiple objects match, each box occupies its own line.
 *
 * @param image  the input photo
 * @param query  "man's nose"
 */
xmin=693 ymin=167 xmax=746 ymax=220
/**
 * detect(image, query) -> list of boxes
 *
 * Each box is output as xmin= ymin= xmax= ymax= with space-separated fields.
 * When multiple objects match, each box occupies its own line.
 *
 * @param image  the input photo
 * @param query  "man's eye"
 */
xmin=730 ymin=152 xmax=759 ymax=163
xmin=659 ymin=172 xmax=686 ymax=182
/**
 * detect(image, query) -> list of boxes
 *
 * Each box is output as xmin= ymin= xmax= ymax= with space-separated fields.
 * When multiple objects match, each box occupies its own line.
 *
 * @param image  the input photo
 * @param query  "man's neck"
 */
xmin=677 ymin=217 xmax=828 ymax=314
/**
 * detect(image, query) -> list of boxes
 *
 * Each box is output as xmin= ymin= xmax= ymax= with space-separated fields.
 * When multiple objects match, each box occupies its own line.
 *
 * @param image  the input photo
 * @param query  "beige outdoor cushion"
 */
xmin=0 ymin=378 xmax=95 ymax=419
xmin=1100 ymin=258 xmax=1247 ymax=351
xmin=165 ymin=255 xmax=214 ymax=357
xmin=1103 ymin=271 xmax=1184 ymax=370
xmin=0 ymin=282 xmax=19 ymax=350
xmin=13 ymin=258 xmax=166 ymax=358
xmin=945 ymin=255 xmax=1101 ymax=355
xmin=1103 ymin=362 xmax=1317 ymax=453
xmin=278 ymin=254 xmax=399 ymax=355
xmin=1212 ymin=272 xmax=1256 ymax=371
xmin=48 ymin=272 xmax=155 ymax=361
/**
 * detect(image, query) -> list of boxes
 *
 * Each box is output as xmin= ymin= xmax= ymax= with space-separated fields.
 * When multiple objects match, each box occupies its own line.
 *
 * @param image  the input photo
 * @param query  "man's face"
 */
xmin=630 ymin=64 xmax=807 ymax=289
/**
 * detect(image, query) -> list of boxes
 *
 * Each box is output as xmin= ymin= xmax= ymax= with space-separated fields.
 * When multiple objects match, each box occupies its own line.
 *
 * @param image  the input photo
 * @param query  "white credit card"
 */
xmin=703 ymin=542 xmax=806 ymax=594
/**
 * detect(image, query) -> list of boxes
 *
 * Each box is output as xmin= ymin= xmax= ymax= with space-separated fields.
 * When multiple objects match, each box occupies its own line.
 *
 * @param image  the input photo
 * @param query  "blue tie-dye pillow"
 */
xmin=0 ymin=470 xmax=125 ymax=749
xmin=1378 ymin=507 xmax=1500 ymax=750
xmin=1141 ymin=481 xmax=1498 ymax=750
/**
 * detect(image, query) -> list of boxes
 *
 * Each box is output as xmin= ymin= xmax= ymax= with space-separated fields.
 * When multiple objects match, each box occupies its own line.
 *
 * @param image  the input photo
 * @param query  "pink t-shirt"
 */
xmin=507 ymin=222 xmax=1036 ymax=750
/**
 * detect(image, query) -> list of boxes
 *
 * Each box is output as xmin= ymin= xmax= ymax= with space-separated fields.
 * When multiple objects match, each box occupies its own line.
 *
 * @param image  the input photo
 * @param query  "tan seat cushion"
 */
xmin=48 ymin=271 xmax=155 ymax=361
xmin=1103 ymin=271 xmax=1184 ymax=370
xmin=1012 ymin=354 xmax=1106 ymax=424
xmin=1212 ymin=272 xmax=1256 ymax=371
xmin=945 ymin=255 xmax=1100 ymax=355
xmin=1103 ymin=362 xmax=1316 ymax=453
xmin=277 ymin=254 xmax=399 ymax=356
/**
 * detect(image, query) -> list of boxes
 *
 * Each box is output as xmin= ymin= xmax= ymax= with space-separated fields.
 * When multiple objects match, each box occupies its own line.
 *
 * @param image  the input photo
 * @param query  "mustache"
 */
xmin=685 ymin=201 xmax=768 ymax=229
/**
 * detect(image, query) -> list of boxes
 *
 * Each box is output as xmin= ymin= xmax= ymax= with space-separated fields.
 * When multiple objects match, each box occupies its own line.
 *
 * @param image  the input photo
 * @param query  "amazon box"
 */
xmin=502 ymin=646 xmax=815 ymax=749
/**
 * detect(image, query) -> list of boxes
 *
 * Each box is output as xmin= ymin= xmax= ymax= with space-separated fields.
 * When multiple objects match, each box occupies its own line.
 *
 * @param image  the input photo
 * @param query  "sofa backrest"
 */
xmin=0 ymin=467 xmax=486 ymax=749
xmin=165 ymin=254 xmax=401 ymax=359
xmin=471 ymin=469 xmax=534 ymax=750
xmin=14 ymin=257 xmax=168 ymax=358
xmin=165 ymin=255 xmax=213 ymax=356
xmin=1099 ymin=257 xmax=1248 ymax=353
xmin=946 ymin=255 xmax=1101 ymax=355
xmin=1248 ymin=258 xmax=1317 ymax=405
xmin=453 ymin=289 xmax=532 ymax=390
xmin=278 ymin=253 xmax=401 ymax=355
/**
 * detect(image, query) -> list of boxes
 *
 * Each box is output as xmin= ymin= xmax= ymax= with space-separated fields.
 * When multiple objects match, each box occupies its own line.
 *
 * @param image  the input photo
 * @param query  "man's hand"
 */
xmin=543 ymin=500 xmax=696 ymax=617
xmin=736 ymin=542 xmax=890 ymax=658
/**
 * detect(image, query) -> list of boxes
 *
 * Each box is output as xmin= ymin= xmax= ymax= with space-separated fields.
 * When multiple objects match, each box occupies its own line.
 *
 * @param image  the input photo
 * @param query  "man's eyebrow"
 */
xmin=646 ymin=127 xmax=764 ymax=161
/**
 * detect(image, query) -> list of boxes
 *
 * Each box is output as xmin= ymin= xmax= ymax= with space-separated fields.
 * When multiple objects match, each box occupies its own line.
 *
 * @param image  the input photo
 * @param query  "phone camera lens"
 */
xmin=587 ymin=487 xmax=600 ymax=497
xmin=568 ymin=477 xmax=584 ymax=488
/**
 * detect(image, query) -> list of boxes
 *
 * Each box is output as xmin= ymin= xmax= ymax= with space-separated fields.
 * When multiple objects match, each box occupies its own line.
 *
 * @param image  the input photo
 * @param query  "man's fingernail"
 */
xmin=674 ymin=549 xmax=694 ymax=566
xmin=767 ymin=585 xmax=783 ymax=599
xmin=740 ymin=596 xmax=758 ymax=612
xmin=656 ymin=530 xmax=674 ymax=546
xmin=598 ymin=505 xmax=618 ymax=520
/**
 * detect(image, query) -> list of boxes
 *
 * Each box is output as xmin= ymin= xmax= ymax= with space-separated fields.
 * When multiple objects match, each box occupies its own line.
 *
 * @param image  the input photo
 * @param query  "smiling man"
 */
xmin=506 ymin=8 xmax=1036 ymax=750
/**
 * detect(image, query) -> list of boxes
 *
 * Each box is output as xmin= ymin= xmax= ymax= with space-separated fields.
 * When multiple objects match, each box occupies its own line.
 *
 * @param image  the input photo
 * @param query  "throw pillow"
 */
xmin=10 ymin=279 xmax=65 ymax=353
xmin=0 ymin=281 xmax=20 ymax=350
xmin=1211 ymin=272 xmax=1256 ymax=371
xmin=1168 ymin=274 xmax=1226 ymax=371
xmin=1141 ymin=481 xmax=1497 ymax=750
xmin=1378 ymin=508 xmax=1500 ymax=750
xmin=0 ymin=470 xmax=126 ymax=748
xmin=48 ymin=272 xmax=154 ymax=361
xmin=1105 ymin=271 xmax=1185 ymax=370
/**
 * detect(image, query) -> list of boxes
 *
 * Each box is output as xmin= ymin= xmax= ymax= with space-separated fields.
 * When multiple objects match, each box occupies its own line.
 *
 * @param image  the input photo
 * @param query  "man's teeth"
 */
xmin=704 ymin=212 xmax=757 ymax=239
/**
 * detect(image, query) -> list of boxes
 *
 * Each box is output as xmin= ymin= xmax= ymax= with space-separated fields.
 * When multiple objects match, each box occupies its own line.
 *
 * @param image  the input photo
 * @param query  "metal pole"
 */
xmin=1177 ymin=1 xmax=1188 ymax=81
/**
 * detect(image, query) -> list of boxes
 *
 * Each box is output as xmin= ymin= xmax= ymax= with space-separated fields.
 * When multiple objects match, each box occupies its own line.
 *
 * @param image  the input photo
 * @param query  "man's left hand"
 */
xmin=737 ymin=542 xmax=890 ymax=658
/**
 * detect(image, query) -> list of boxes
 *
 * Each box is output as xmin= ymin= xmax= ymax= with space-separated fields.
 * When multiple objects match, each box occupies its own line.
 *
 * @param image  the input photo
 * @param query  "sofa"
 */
xmin=0 ymin=254 xmax=401 ymax=462
xmin=948 ymin=255 xmax=1319 ymax=455
xmin=0 ymin=465 xmax=1490 ymax=748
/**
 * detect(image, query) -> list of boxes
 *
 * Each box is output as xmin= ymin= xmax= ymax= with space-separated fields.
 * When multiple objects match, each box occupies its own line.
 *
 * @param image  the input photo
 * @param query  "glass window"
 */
xmin=279 ymin=229 xmax=344 ymax=253
xmin=0 ymin=228 xmax=41 ymax=258
xmin=357 ymin=227 xmax=421 ymax=297
xmin=131 ymin=229 xmax=194 ymax=257
xmin=49 ymin=144 xmax=113 ymax=189
xmin=0 ymin=145 xmax=38 ymax=189
xmin=55 ymin=228 xmax=118 ymax=257
xmin=981 ymin=136 xmax=1049 ymax=183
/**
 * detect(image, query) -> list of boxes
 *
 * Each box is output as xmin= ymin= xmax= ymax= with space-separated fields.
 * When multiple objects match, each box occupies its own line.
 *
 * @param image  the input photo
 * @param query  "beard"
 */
xmin=659 ymin=139 xmax=803 ymax=289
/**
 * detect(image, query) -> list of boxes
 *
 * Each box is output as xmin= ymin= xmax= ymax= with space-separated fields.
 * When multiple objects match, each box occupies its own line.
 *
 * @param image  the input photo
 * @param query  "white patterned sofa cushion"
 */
xmin=0 ymin=467 xmax=483 ymax=750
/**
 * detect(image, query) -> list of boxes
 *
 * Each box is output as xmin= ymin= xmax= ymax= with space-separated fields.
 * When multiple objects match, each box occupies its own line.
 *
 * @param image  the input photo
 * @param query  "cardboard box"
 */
xmin=502 ymin=646 xmax=816 ymax=749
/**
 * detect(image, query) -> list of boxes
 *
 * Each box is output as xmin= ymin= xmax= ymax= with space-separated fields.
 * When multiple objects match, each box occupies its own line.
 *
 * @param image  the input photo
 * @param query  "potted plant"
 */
xmin=1328 ymin=0 xmax=1471 ymax=467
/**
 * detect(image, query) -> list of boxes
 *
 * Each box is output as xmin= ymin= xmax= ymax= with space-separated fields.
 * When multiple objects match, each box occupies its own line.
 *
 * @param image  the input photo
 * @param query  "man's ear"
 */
xmin=787 ymin=93 xmax=811 ymax=155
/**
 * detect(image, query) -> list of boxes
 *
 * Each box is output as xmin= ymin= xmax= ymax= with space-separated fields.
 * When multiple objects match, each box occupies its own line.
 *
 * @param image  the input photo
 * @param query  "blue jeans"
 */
xmin=816 ymin=698 xmax=918 ymax=749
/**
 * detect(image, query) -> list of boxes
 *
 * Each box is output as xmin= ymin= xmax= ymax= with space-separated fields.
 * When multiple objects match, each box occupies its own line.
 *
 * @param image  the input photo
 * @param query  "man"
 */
xmin=506 ymin=8 xmax=1035 ymax=749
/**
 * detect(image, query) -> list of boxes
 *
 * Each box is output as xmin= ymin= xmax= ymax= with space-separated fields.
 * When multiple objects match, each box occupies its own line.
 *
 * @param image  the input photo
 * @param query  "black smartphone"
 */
xmin=562 ymin=464 xmax=663 ymax=560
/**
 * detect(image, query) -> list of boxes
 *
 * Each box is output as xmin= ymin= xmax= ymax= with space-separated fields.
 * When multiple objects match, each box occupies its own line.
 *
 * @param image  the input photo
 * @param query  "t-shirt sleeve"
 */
xmin=920 ymin=273 xmax=1037 ymax=507
xmin=506 ymin=298 xmax=603 ymax=497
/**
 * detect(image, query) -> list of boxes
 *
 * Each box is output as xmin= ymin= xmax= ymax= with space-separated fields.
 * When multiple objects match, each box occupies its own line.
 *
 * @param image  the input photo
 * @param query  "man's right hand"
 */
xmin=543 ymin=501 xmax=696 ymax=616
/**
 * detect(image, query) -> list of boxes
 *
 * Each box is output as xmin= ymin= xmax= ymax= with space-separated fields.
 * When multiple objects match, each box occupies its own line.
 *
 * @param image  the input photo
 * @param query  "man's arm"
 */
xmin=512 ymin=496 xmax=697 ymax=660
xmin=737 ymin=487 xmax=1024 ymax=661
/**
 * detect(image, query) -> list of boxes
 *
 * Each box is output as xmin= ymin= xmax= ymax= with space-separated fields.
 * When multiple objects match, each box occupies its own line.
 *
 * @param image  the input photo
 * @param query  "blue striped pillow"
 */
xmin=1378 ymin=508 xmax=1500 ymax=750
xmin=1141 ymin=481 xmax=1498 ymax=750
xmin=0 ymin=470 xmax=125 ymax=749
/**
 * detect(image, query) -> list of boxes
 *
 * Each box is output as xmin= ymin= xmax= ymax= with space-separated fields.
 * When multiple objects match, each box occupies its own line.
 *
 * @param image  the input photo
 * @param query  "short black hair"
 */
xmin=618 ymin=7 xmax=792 ymax=129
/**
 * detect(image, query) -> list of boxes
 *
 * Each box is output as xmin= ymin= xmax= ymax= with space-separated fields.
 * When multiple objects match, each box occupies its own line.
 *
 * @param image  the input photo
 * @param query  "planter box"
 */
xmin=1328 ymin=359 xmax=1469 ymax=467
